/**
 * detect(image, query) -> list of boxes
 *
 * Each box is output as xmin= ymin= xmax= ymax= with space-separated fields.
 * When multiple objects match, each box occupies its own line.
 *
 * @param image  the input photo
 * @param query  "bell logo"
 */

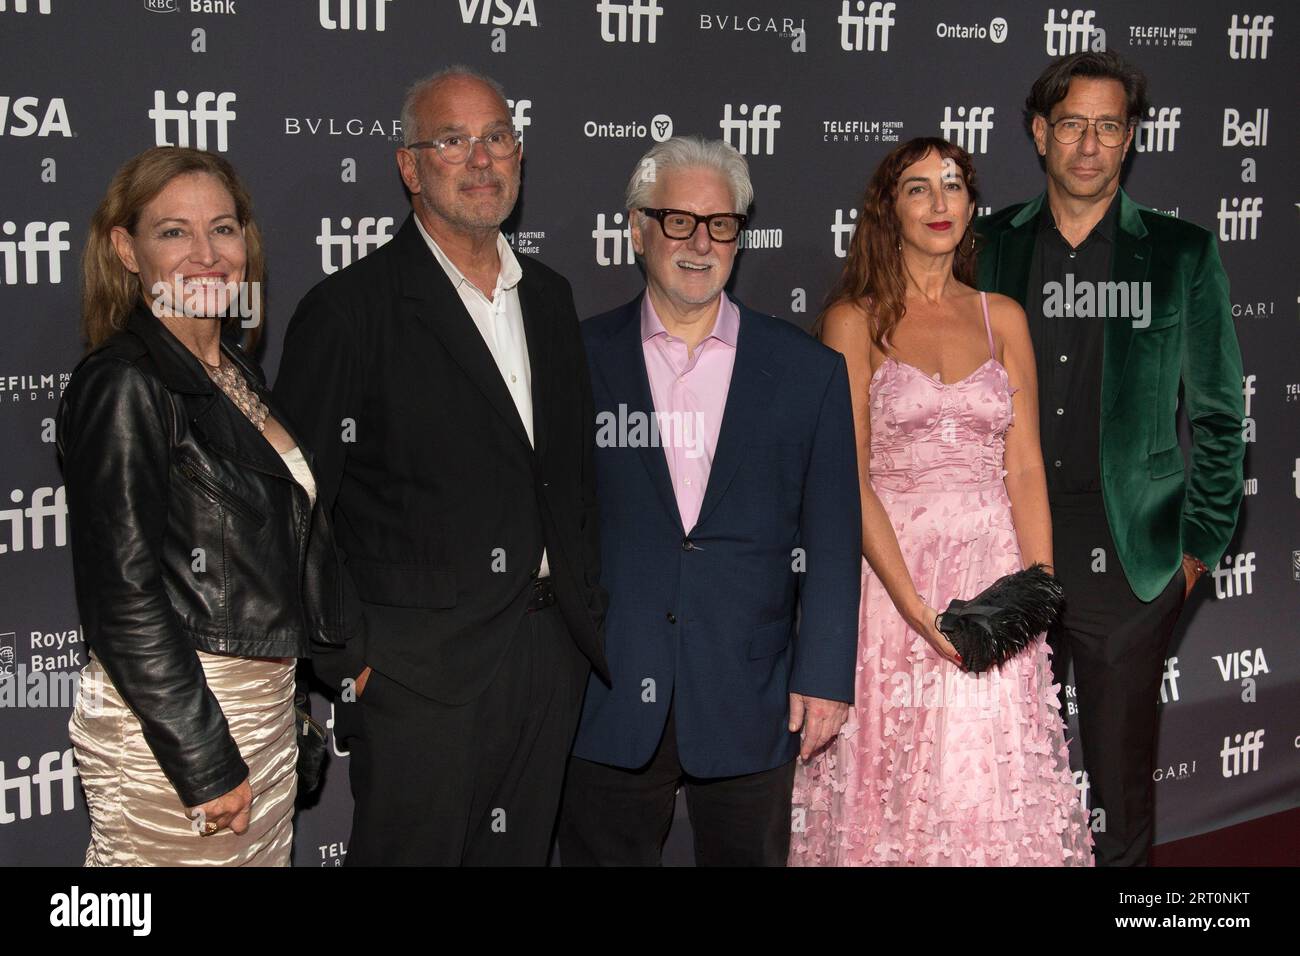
xmin=1219 ymin=729 xmax=1264 ymax=777
xmin=0 ymin=96 xmax=71 ymax=137
xmin=1211 ymin=551 xmax=1255 ymax=599
xmin=508 ymin=98 xmax=531 ymax=135
xmin=1216 ymin=197 xmax=1262 ymax=241
xmin=1227 ymin=14 xmax=1272 ymax=59
xmin=459 ymin=0 xmax=537 ymax=26
xmin=592 ymin=213 xmax=634 ymax=266
xmin=1135 ymin=106 xmax=1180 ymax=153
xmin=938 ymin=106 xmax=993 ymax=154
xmin=0 ymin=0 xmax=52 ymax=12
xmin=1043 ymin=9 xmax=1106 ymax=55
xmin=1222 ymin=108 xmax=1269 ymax=147
xmin=831 ymin=208 xmax=858 ymax=258
xmin=597 ymin=0 xmax=663 ymax=44
xmin=0 ymin=749 xmax=79 ymax=824
xmin=320 ymin=0 xmax=392 ymax=30
xmin=316 ymin=217 xmax=394 ymax=275
xmin=719 ymin=104 xmax=781 ymax=156
xmin=838 ymin=1 xmax=895 ymax=52
xmin=0 ymin=222 xmax=70 ymax=285
xmin=149 ymin=90 xmax=237 ymax=153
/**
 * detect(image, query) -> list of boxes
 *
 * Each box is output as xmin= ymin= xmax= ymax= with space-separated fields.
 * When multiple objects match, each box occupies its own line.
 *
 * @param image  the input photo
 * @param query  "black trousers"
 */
xmin=557 ymin=700 xmax=796 ymax=866
xmin=1048 ymin=492 xmax=1186 ymax=867
xmin=341 ymin=604 xmax=589 ymax=866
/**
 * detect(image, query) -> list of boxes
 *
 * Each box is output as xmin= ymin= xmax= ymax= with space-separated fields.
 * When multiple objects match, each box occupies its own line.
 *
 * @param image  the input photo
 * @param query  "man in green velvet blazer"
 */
xmin=976 ymin=51 xmax=1244 ymax=866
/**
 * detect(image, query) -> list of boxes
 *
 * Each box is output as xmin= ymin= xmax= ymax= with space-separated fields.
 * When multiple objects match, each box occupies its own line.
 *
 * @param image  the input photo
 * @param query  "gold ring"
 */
xmin=201 ymin=822 xmax=220 ymax=836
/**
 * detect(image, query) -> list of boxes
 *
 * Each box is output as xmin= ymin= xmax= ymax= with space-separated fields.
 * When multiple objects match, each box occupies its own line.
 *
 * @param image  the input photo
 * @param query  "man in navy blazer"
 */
xmin=558 ymin=137 xmax=861 ymax=866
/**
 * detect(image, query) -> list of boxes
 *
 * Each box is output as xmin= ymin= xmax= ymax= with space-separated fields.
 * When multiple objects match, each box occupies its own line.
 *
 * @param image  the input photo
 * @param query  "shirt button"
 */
xmin=682 ymin=538 xmax=695 ymax=551
xmin=1059 ymin=354 xmax=1068 ymax=363
xmin=510 ymin=373 xmax=517 ymax=383
xmin=1068 ymin=250 xmax=1077 ymax=259
xmin=666 ymin=612 xmax=677 ymax=624
xmin=1054 ymin=460 xmax=1062 ymax=468
xmin=1056 ymin=408 xmax=1065 ymax=415
xmin=684 ymin=478 xmax=692 ymax=486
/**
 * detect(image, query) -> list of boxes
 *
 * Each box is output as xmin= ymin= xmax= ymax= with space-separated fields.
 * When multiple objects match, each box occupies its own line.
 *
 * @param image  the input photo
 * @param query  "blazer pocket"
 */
xmin=347 ymin=559 xmax=457 ymax=609
xmin=748 ymin=617 xmax=793 ymax=659
xmin=1148 ymin=445 xmax=1185 ymax=480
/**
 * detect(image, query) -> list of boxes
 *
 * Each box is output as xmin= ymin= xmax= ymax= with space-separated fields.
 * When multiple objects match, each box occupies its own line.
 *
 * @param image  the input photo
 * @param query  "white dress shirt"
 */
xmin=414 ymin=216 xmax=550 ymax=578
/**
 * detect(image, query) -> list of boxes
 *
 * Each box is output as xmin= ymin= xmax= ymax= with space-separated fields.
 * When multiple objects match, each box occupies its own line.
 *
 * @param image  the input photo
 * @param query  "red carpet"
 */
xmin=1152 ymin=807 xmax=1300 ymax=866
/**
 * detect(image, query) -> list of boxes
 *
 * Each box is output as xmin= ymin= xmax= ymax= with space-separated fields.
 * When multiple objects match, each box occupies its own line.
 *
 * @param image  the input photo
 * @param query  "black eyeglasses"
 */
xmin=639 ymin=207 xmax=748 ymax=243
xmin=1046 ymin=116 xmax=1130 ymax=147
xmin=405 ymin=129 xmax=522 ymax=164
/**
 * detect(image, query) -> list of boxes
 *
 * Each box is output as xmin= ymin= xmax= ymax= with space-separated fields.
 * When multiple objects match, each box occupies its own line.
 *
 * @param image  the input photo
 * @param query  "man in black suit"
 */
xmin=274 ymin=66 xmax=608 ymax=865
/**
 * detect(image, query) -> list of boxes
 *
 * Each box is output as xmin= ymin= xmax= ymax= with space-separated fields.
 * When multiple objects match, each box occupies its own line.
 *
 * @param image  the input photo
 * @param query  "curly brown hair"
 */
xmin=817 ymin=137 xmax=979 ymax=352
xmin=81 ymin=146 xmax=265 ymax=350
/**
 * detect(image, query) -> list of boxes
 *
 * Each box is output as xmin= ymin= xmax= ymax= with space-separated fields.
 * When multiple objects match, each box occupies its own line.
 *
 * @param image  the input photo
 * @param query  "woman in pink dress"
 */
xmin=790 ymin=138 xmax=1093 ymax=866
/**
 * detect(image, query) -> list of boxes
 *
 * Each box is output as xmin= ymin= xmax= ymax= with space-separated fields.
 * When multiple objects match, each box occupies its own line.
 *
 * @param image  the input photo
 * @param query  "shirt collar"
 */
xmin=414 ymin=213 xmax=522 ymax=293
xmin=640 ymin=291 xmax=740 ymax=347
xmin=1040 ymin=191 xmax=1120 ymax=246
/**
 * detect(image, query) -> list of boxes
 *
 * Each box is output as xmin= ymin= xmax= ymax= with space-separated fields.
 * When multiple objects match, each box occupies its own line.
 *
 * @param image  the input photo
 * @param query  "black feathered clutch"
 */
xmin=935 ymin=564 xmax=1065 ymax=674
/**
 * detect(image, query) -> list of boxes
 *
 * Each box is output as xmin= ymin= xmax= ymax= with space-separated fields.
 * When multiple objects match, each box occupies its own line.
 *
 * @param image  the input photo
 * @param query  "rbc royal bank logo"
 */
xmin=1135 ymin=106 xmax=1180 ymax=152
xmin=719 ymin=104 xmax=780 ymax=156
xmin=1227 ymin=14 xmax=1272 ymax=59
xmin=149 ymin=90 xmax=236 ymax=152
xmin=1216 ymin=197 xmax=1262 ymax=241
xmin=0 ymin=96 xmax=71 ymax=137
xmin=597 ymin=0 xmax=662 ymax=43
xmin=838 ymin=1 xmax=895 ymax=51
xmin=0 ymin=221 xmax=70 ymax=285
xmin=1043 ymin=9 xmax=1106 ymax=55
xmin=319 ymin=0 xmax=392 ymax=30
xmin=938 ymin=106 xmax=993 ymax=154
xmin=316 ymin=217 xmax=394 ymax=274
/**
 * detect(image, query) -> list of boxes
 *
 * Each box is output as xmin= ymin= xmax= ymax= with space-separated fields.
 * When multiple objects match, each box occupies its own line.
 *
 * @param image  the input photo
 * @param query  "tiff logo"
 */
xmin=1135 ymin=106 xmax=1180 ymax=152
xmin=1158 ymin=656 xmax=1180 ymax=703
xmin=507 ymin=98 xmax=531 ymax=135
xmin=1227 ymin=14 xmax=1272 ymax=59
xmin=1043 ymin=8 xmax=1104 ymax=56
xmin=0 ymin=749 xmax=78 ymax=824
xmin=939 ymin=106 xmax=993 ymax=154
xmin=719 ymin=104 xmax=781 ymax=156
xmin=838 ymin=0 xmax=895 ymax=52
xmin=1217 ymin=196 xmax=1262 ymax=241
xmin=597 ymin=0 xmax=662 ymax=43
xmin=592 ymin=213 xmax=635 ymax=266
xmin=320 ymin=0 xmax=392 ymax=30
xmin=316 ymin=216 xmax=394 ymax=274
xmin=0 ymin=487 xmax=66 ymax=554
xmin=831 ymin=208 xmax=858 ymax=258
xmin=1211 ymin=551 xmax=1255 ymax=599
xmin=1 ymin=221 xmax=70 ymax=285
xmin=149 ymin=90 xmax=237 ymax=153
xmin=1220 ymin=729 xmax=1264 ymax=777
xmin=1222 ymin=108 xmax=1269 ymax=147
xmin=0 ymin=0 xmax=52 ymax=11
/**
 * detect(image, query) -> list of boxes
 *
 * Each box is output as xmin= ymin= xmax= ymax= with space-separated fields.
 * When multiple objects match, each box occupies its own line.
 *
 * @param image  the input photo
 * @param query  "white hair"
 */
xmin=400 ymin=65 xmax=508 ymax=145
xmin=624 ymin=135 xmax=754 ymax=215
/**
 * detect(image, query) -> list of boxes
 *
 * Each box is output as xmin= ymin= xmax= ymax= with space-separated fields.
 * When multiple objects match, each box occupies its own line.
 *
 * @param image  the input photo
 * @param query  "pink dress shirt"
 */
xmin=640 ymin=292 xmax=740 ymax=533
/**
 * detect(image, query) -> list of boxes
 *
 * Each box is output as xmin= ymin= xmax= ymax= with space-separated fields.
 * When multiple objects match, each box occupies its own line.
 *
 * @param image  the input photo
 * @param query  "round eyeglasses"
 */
xmin=406 ymin=129 xmax=522 ymax=164
xmin=1047 ymin=117 xmax=1129 ymax=148
xmin=639 ymin=207 xmax=748 ymax=243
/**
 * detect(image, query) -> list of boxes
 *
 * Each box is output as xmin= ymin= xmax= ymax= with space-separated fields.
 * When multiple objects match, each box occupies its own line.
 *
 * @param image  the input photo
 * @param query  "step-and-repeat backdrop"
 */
xmin=1 ymin=1 xmax=1294 ymax=866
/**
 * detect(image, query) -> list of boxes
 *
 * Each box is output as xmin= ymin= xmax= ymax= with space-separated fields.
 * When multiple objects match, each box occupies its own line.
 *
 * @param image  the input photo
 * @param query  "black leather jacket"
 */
xmin=57 ymin=306 xmax=362 ymax=806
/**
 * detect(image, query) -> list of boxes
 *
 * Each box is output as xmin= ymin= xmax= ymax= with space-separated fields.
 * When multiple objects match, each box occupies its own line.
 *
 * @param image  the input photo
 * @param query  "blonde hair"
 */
xmin=82 ymin=146 xmax=265 ymax=350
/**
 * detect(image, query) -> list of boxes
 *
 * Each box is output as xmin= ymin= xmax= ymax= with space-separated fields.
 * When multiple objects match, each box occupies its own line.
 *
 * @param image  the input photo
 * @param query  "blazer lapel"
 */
xmin=693 ymin=304 xmax=780 ymax=532
xmin=991 ymin=193 xmax=1043 ymax=304
xmin=518 ymin=272 xmax=551 ymax=460
xmin=397 ymin=216 xmax=533 ymax=450
xmin=594 ymin=299 xmax=684 ymax=532
xmin=1102 ymin=190 xmax=1152 ymax=417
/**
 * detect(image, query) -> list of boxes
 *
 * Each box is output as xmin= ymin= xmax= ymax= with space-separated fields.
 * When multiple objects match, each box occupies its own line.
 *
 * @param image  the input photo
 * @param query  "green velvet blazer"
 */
xmin=975 ymin=189 xmax=1244 ymax=602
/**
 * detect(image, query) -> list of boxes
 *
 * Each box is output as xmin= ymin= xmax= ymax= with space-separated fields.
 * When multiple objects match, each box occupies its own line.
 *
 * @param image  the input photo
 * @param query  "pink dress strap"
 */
xmin=980 ymin=291 xmax=995 ymax=360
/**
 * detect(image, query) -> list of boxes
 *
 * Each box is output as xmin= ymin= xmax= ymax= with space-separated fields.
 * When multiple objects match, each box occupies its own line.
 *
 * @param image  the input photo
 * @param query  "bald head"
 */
xmin=401 ymin=66 xmax=509 ymax=146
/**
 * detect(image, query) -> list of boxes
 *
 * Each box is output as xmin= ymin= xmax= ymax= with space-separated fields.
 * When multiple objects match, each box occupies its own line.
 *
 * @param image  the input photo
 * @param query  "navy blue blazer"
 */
xmin=572 ymin=295 xmax=862 ymax=777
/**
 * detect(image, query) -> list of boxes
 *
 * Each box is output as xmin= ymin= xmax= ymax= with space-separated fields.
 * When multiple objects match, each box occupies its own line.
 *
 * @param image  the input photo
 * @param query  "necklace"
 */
xmin=202 ymin=353 xmax=269 ymax=433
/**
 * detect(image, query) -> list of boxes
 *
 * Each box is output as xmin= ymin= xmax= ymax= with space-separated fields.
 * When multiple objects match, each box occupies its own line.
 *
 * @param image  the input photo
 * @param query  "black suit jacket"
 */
xmin=274 ymin=213 xmax=608 ymax=704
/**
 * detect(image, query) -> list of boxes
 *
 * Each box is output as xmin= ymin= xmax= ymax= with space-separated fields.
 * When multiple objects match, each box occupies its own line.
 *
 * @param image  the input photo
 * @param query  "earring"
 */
xmin=961 ymin=229 xmax=975 ymax=255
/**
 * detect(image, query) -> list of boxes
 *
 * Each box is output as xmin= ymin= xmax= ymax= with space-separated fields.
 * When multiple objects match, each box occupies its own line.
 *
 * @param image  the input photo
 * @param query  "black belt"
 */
xmin=526 ymin=577 xmax=556 ymax=613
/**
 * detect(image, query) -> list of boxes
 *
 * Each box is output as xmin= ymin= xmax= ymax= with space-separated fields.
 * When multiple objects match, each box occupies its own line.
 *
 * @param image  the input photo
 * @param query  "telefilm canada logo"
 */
xmin=822 ymin=118 xmax=903 ymax=144
xmin=1128 ymin=23 xmax=1196 ymax=47
xmin=1 ymin=369 xmax=70 ymax=404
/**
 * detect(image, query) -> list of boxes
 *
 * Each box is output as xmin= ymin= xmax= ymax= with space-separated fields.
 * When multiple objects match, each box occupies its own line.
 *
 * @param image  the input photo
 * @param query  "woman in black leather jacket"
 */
xmin=58 ymin=146 xmax=359 ymax=865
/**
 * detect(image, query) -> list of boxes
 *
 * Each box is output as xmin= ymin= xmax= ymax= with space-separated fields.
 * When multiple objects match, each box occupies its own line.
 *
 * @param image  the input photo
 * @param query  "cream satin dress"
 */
xmin=69 ymin=446 xmax=316 ymax=866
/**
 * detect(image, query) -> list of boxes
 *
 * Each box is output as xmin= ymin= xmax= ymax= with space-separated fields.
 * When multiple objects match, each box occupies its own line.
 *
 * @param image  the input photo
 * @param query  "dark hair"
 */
xmin=815 ymin=137 xmax=979 ymax=352
xmin=1023 ymin=50 xmax=1149 ymax=132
